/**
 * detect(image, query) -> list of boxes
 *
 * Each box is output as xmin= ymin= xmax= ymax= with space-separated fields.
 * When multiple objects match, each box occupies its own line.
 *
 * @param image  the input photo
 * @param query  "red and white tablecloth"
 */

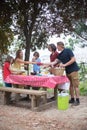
xmin=5 ymin=75 xmax=69 ymax=89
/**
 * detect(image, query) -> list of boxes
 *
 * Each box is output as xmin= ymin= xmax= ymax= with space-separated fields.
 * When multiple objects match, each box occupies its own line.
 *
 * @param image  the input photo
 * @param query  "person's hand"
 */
xmin=42 ymin=64 xmax=50 ymax=68
xmin=59 ymin=63 xmax=66 ymax=68
xmin=36 ymin=62 xmax=44 ymax=66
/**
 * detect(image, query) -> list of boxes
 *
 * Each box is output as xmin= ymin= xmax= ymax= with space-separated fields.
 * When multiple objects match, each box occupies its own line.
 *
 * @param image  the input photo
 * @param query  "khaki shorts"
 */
xmin=67 ymin=71 xmax=79 ymax=87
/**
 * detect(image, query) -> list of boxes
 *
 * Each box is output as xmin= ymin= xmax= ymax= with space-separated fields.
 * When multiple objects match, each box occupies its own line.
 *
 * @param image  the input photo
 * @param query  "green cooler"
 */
xmin=57 ymin=92 xmax=69 ymax=110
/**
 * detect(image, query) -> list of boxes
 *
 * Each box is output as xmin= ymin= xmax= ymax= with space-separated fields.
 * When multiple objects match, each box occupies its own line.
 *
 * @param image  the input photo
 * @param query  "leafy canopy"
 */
xmin=0 ymin=0 xmax=87 ymax=58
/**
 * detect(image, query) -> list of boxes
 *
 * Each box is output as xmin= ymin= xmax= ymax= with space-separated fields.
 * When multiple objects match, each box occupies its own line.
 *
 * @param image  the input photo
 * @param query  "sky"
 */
xmin=30 ymin=35 xmax=87 ymax=63
xmin=9 ymin=34 xmax=87 ymax=64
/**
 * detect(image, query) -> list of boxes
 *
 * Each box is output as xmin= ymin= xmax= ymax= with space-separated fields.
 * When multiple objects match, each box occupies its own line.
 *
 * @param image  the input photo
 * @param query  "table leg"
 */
xmin=30 ymin=95 xmax=37 ymax=110
xmin=13 ymin=84 xmax=21 ymax=101
xmin=3 ymin=92 xmax=11 ymax=104
xmin=54 ymin=85 xmax=58 ymax=100
xmin=43 ymin=94 xmax=47 ymax=103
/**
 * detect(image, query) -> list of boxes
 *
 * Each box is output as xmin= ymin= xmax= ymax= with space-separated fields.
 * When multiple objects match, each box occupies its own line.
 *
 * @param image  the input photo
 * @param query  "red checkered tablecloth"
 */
xmin=5 ymin=75 xmax=69 ymax=89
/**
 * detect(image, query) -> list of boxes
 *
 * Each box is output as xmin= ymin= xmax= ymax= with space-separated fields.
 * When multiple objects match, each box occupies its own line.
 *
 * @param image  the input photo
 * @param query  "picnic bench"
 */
xmin=0 ymin=87 xmax=47 ymax=110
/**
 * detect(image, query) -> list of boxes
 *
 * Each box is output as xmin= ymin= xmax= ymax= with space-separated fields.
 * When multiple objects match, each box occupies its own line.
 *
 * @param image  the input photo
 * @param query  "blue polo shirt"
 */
xmin=57 ymin=48 xmax=79 ymax=74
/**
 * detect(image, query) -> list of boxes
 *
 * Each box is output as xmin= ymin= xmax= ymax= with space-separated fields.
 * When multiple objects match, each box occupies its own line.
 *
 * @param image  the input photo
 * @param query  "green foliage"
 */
xmin=79 ymin=81 xmax=87 ymax=96
xmin=0 ymin=1 xmax=13 ymax=54
xmin=0 ymin=83 xmax=3 ymax=87
xmin=0 ymin=28 xmax=13 ymax=54
xmin=0 ymin=0 xmax=87 ymax=60
xmin=78 ymin=62 xmax=87 ymax=96
xmin=67 ymin=38 xmax=79 ymax=50
xmin=79 ymin=62 xmax=87 ymax=81
xmin=75 ymin=22 xmax=87 ymax=41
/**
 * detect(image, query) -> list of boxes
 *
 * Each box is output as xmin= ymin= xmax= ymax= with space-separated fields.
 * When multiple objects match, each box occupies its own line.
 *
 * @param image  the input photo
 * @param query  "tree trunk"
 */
xmin=25 ymin=37 xmax=31 ymax=61
xmin=24 ymin=36 xmax=31 ymax=75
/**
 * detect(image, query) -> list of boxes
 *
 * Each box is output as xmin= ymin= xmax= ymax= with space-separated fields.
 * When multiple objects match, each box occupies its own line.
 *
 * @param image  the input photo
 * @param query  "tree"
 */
xmin=74 ymin=22 xmax=87 ymax=41
xmin=0 ymin=1 xmax=13 ymax=54
xmin=0 ymin=0 xmax=87 ymax=61
xmin=10 ymin=0 xmax=58 ymax=61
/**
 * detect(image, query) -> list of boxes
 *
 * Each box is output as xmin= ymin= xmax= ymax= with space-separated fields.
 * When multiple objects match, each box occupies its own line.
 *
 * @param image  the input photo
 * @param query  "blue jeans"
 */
xmin=4 ymin=82 xmax=12 ymax=87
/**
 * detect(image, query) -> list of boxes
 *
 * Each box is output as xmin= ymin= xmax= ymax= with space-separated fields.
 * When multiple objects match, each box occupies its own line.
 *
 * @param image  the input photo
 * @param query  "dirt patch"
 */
xmin=0 ymin=92 xmax=87 ymax=130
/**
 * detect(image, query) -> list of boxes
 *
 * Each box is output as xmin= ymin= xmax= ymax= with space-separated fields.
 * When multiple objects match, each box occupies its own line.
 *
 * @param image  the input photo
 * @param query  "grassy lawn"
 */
xmin=79 ymin=80 xmax=87 ymax=96
xmin=0 ymin=83 xmax=3 ymax=87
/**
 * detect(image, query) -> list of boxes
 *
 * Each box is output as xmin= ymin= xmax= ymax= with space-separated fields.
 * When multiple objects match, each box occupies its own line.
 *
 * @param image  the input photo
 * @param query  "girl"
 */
xmin=3 ymin=55 xmax=14 ymax=87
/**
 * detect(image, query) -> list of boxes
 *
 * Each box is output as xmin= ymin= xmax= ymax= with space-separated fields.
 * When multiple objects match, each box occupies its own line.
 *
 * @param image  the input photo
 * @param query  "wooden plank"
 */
xmin=0 ymin=87 xmax=47 ymax=110
xmin=0 ymin=87 xmax=47 ymax=96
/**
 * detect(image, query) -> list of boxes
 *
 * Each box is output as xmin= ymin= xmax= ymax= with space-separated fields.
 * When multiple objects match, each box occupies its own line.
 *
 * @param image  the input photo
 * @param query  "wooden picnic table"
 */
xmin=5 ymin=74 xmax=69 ymax=99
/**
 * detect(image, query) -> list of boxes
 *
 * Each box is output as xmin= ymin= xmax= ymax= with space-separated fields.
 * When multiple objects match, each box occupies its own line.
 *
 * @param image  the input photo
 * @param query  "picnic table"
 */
xmin=5 ymin=74 xmax=69 ymax=98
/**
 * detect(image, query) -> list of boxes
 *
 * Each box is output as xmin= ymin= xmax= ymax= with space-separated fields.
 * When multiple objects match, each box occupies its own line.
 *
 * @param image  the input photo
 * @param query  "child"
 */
xmin=32 ymin=51 xmax=41 ymax=75
xmin=3 ymin=55 xmax=14 ymax=87
xmin=31 ymin=51 xmax=41 ymax=90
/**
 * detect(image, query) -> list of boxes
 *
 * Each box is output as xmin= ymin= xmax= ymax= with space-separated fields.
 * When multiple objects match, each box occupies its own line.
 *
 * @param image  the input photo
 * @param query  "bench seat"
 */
xmin=0 ymin=87 xmax=47 ymax=110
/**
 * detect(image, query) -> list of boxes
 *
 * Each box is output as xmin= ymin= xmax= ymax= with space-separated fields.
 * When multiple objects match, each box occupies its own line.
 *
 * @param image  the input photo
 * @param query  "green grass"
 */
xmin=47 ymin=88 xmax=54 ymax=93
xmin=0 ymin=83 xmax=3 ymax=87
xmin=79 ymin=80 xmax=87 ymax=96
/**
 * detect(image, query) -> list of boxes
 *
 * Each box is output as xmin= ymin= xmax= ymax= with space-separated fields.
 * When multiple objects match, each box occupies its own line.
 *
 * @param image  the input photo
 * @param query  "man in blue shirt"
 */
xmin=56 ymin=42 xmax=80 ymax=105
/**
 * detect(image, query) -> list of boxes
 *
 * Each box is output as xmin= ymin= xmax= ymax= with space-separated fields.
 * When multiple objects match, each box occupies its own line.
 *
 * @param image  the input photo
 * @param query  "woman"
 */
xmin=46 ymin=44 xmax=59 ymax=74
xmin=10 ymin=49 xmax=35 ymax=100
xmin=48 ymin=44 xmax=59 ymax=66
xmin=10 ymin=49 xmax=36 ymax=75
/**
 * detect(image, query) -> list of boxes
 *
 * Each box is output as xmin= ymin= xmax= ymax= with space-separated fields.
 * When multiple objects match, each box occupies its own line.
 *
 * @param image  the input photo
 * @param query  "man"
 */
xmin=56 ymin=41 xmax=80 ymax=105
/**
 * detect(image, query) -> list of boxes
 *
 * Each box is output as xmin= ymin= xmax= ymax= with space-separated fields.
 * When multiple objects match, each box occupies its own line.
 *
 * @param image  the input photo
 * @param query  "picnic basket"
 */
xmin=51 ymin=67 xmax=65 ymax=76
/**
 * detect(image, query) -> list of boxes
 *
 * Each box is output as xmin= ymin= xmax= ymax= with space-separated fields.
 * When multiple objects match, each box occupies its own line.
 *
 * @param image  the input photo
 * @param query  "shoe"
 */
xmin=50 ymin=96 xmax=55 ymax=100
xmin=47 ymin=97 xmax=55 ymax=102
xmin=69 ymin=99 xmax=75 ymax=104
xmin=73 ymin=100 xmax=80 ymax=106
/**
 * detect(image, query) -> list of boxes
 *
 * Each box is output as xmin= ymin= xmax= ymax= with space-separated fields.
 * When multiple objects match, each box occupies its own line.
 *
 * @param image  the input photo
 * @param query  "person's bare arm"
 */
xmin=60 ymin=57 xmax=76 ymax=67
xmin=41 ymin=59 xmax=60 ymax=67
xmin=16 ymin=58 xmax=37 ymax=64
xmin=50 ymin=59 xmax=61 ymax=66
